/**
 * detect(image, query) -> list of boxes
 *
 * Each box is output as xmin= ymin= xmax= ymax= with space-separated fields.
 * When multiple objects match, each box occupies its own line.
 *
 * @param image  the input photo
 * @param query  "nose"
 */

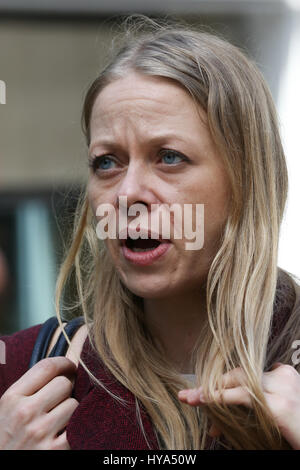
xmin=115 ymin=162 xmax=156 ymax=211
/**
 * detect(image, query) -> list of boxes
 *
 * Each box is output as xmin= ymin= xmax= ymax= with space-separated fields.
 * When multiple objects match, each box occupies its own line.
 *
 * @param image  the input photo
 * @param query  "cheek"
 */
xmin=189 ymin=172 xmax=231 ymax=237
xmin=87 ymin=179 xmax=111 ymax=215
xmin=205 ymin=188 xmax=230 ymax=223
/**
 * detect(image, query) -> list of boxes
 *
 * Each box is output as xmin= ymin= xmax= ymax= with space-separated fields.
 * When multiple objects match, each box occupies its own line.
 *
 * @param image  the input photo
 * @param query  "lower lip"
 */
xmin=121 ymin=242 xmax=171 ymax=266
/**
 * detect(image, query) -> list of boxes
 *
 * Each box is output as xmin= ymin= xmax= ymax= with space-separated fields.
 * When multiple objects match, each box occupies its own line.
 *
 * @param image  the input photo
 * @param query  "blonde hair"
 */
xmin=55 ymin=15 xmax=300 ymax=449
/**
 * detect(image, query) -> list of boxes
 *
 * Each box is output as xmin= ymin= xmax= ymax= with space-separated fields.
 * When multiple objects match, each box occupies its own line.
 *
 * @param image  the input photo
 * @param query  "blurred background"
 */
xmin=0 ymin=0 xmax=299 ymax=334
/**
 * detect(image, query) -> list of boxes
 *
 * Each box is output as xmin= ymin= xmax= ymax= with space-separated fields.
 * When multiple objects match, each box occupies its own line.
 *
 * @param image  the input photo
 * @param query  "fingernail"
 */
xmin=197 ymin=386 xmax=206 ymax=402
xmin=179 ymin=387 xmax=206 ymax=402
xmin=187 ymin=388 xmax=206 ymax=402
xmin=189 ymin=389 xmax=200 ymax=400
xmin=178 ymin=389 xmax=189 ymax=398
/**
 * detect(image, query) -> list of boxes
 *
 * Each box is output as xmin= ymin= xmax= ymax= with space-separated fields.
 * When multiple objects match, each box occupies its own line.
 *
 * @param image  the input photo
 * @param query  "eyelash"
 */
xmin=88 ymin=155 xmax=116 ymax=172
xmin=88 ymin=149 xmax=188 ymax=173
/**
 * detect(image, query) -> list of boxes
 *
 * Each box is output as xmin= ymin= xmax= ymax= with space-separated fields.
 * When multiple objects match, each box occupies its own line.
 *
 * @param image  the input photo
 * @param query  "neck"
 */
xmin=143 ymin=288 xmax=207 ymax=374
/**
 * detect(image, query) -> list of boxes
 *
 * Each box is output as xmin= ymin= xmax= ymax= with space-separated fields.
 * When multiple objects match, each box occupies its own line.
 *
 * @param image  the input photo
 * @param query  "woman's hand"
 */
xmin=0 ymin=357 xmax=79 ymax=449
xmin=178 ymin=363 xmax=300 ymax=449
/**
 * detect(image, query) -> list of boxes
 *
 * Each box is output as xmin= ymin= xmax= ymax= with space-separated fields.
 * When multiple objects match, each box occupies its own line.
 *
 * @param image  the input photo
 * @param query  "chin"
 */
xmin=120 ymin=275 xmax=173 ymax=300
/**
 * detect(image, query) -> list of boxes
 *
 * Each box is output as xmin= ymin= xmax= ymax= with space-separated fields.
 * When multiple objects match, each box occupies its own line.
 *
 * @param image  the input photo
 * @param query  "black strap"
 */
xmin=28 ymin=316 xmax=59 ymax=368
xmin=48 ymin=316 xmax=84 ymax=357
xmin=28 ymin=316 xmax=84 ymax=369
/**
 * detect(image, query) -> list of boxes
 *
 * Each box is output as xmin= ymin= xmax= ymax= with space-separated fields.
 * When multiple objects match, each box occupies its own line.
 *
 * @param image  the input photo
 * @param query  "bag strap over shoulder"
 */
xmin=48 ymin=316 xmax=84 ymax=358
xmin=28 ymin=316 xmax=84 ymax=369
xmin=28 ymin=316 xmax=59 ymax=368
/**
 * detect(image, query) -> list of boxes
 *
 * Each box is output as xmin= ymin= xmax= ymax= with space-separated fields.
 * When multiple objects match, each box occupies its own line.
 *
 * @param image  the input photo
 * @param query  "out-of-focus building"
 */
xmin=0 ymin=0 xmax=299 ymax=332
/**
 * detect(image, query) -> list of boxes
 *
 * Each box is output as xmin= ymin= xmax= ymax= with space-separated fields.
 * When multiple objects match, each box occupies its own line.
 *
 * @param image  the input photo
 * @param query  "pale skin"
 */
xmin=178 ymin=363 xmax=300 ymax=449
xmin=88 ymin=72 xmax=231 ymax=374
xmin=0 ymin=72 xmax=299 ymax=449
xmin=0 ymin=356 xmax=78 ymax=449
xmin=0 ymin=325 xmax=87 ymax=449
xmin=88 ymin=72 xmax=300 ymax=448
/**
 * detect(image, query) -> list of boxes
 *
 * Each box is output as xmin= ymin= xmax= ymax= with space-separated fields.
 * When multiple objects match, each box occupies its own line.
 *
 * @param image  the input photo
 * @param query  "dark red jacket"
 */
xmin=0 ymin=324 xmax=160 ymax=450
xmin=0 ymin=274 xmax=297 ymax=450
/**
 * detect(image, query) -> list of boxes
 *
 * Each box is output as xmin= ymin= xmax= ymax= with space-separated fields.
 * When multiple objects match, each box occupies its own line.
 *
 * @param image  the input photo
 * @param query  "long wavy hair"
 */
xmin=55 ymin=16 xmax=300 ymax=449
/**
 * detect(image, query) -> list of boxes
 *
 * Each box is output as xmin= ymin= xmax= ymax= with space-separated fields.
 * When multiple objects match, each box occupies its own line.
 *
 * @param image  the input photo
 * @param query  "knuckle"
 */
xmin=270 ymin=393 xmax=296 ymax=418
xmin=278 ymin=364 xmax=298 ymax=380
xmin=67 ymin=397 xmax=79 ymax=410
xmin=239 ymin=386 xmax=252 ymax=406
xmin=1 ymin=388 xmax=16 ymax=403
xmin=37 ymin=356 xmax=74 ymax=377
xmin=25 ymin=422 xmax=46 ymax=442
xmin=54 ymin=375 xmax=73 ymax=393
xmin=37 ymin=357 xmax=60 ymax=376
xmin=61 ymin=397 xmax=79 ymax=418
xmin=15 ymin=402 xmax=33 ymax=424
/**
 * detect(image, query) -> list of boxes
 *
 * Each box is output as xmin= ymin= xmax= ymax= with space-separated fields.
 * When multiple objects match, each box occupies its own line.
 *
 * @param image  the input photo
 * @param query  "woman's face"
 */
xmin=87 ymin=72 xmax=231 ymax=299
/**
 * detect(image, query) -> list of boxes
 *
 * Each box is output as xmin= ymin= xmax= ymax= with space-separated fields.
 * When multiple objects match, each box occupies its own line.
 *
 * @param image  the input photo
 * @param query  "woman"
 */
xmin=0 ymin=16 xmax=300 ymax=450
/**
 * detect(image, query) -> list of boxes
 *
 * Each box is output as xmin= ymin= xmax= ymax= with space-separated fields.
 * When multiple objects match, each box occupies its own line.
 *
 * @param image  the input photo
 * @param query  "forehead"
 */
xmin=89 ymin=72 xmax=206 ymax=133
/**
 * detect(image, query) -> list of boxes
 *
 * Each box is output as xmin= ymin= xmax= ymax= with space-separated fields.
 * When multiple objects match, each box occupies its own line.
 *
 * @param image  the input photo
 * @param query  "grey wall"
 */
xmin=0 ymin=9 xmax=292 ymax=190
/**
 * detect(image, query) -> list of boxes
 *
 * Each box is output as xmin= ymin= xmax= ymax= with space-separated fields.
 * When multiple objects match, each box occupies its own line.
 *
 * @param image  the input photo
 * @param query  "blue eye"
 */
xmin=161 ymin=150 xmax=185 ymax=165
xmin=90 ymin=155 xmax=116 ymax=172
xmin=99 ymin=156 xmax=115 ymax=170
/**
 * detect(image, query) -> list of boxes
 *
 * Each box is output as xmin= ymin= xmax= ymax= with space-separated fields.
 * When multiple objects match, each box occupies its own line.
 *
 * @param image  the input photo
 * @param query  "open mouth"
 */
xmin=124 ymin=237 xmax=162 ymax=252
xmin=119 ymin=232 xmax=172 ymax=266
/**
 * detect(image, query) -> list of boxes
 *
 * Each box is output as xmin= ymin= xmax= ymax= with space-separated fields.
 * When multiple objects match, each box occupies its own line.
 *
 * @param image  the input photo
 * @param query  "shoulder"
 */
xmin=274 ymin=270 xmax=300 ymax=326
xmin=267 ymin=269 xmax=300 ymax=368
xmin=0 ymin=323 xmax=42 ymax=397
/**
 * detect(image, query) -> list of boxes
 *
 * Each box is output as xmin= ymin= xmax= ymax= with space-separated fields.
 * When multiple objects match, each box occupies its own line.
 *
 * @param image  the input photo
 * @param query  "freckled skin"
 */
xmin=87 ymin=72 xmax=231 ymax=299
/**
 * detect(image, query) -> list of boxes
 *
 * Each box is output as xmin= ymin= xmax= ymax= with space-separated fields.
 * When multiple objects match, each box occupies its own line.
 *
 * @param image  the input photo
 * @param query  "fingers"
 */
xmin=6 ymin=357 xmax=77 ymax=397
xmin=178 ymin=387 xmax=205 ymax=405
xmin=0 ymin=357 xmax=78 ymax=450
xmin=178 ymin=367 xmax=249 ymax=406
xmin=262 ymin=363 xmax=299 ymax=394
xmin=178 ymin=385 xmax=252 ymax=407
xmin=178 ymin=364 xmax=298 ymax=408
xmin=47 ymin=397 xmax=79 ymax=437
xmin=51 ymin=431 xmax=71 ymax=450
xmin=178 ymin=363 xmax=300 ymax=449
xmin=218 ymin=367 xmax=247 ymax=389
xmin=31 ymin=375 xmax=74 ymax=413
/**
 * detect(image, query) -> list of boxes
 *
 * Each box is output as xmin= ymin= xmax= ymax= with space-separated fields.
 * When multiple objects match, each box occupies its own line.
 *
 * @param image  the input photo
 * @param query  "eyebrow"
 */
xmin=89 ymin=133 xmax=187 ymax=153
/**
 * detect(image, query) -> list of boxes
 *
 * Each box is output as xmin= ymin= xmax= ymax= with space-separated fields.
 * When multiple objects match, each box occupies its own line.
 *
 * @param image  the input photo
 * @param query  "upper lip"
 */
xmin=118 ymin=227 xmax=171 ymax=245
